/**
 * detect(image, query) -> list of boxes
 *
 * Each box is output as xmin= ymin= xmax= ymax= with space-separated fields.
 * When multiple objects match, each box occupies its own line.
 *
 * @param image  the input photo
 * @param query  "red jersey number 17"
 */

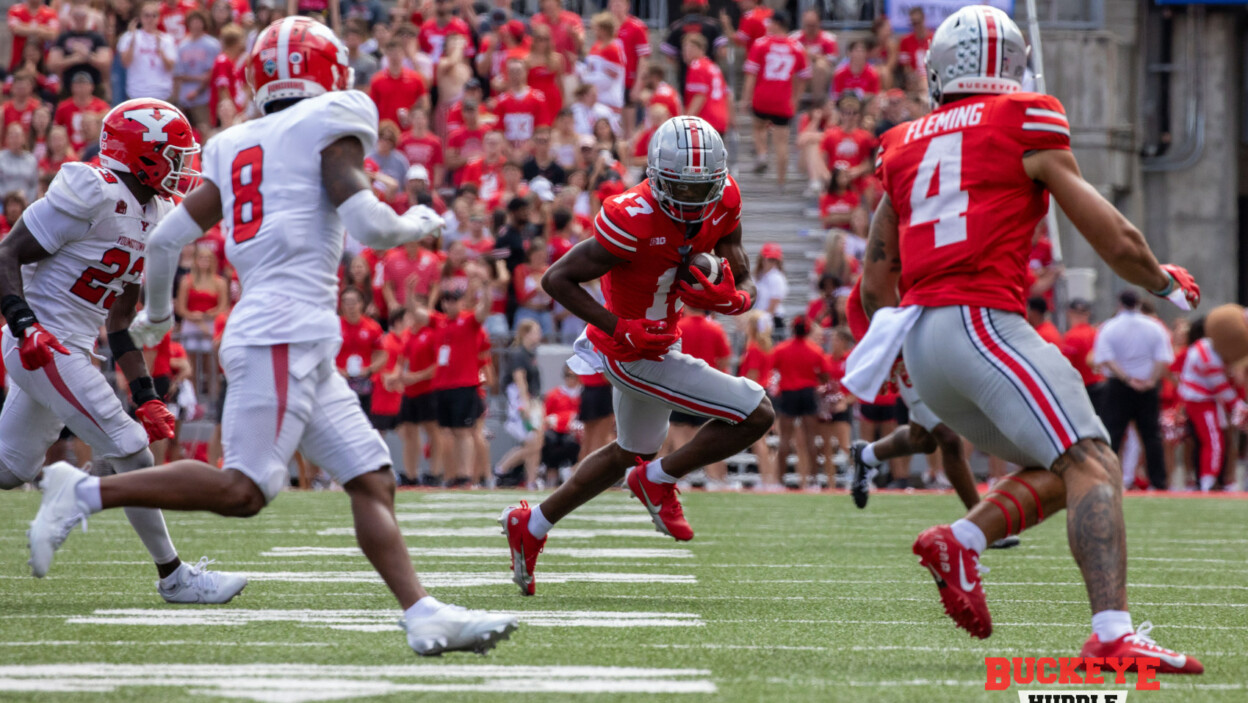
xmin=909 ymin=132 xmax=968 ymax=248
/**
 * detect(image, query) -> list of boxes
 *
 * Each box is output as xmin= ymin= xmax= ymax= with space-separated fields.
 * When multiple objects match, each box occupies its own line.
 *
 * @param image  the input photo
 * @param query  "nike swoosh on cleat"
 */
xmin=1131 ymin=647 xmax=1185 ymax=669
xmin=958 ymin=556 xmax=976 ymax=592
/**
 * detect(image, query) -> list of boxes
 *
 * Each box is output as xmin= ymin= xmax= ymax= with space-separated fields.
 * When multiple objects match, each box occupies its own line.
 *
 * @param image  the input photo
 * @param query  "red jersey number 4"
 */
xmin=909 ymin=132 xmax=968 ymax=248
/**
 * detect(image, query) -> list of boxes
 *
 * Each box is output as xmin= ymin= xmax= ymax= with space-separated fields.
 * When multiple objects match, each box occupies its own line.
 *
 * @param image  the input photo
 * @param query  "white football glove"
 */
xmin=402 ymin=204 xmax=445 ymax=239
xmin=129 ymin=308 xmax=174 ymax=348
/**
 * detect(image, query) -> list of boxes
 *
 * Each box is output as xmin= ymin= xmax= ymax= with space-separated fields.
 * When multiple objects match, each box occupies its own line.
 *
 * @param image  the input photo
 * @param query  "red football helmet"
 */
xmin=99 ymin=98 xmax=200 ymax=198
xmin=247 ymin=16 xmax=352 ymax=112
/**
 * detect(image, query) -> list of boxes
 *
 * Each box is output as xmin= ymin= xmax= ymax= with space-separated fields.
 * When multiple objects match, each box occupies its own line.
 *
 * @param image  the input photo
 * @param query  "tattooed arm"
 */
xmin=861 ymin=193 xmax=902 ymax=319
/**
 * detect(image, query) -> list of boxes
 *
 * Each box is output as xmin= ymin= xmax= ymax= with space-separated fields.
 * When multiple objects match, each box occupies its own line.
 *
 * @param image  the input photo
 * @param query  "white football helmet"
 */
xmin=646 ymin=116 xmax=728 ymax=224
xmin=925 ymin=5 xmax=1028 ymax=107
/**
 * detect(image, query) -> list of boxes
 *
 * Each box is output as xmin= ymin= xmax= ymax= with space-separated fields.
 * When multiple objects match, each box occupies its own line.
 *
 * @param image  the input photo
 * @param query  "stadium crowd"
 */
xmin=0 ymin=0 xmax=1242 ymax=493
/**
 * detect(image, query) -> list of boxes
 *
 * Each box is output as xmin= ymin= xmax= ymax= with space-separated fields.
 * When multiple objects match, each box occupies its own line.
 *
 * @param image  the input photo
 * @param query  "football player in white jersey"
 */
xmin=27 ymin=17 xmax=518 ymax=656
xmin=0 ymin=98 xmax=246 ymax=603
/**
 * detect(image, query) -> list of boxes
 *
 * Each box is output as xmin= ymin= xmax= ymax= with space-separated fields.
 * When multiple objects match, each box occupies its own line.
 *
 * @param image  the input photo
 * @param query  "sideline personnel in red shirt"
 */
xmin=770 ymin=316 xmax=831 ymax=489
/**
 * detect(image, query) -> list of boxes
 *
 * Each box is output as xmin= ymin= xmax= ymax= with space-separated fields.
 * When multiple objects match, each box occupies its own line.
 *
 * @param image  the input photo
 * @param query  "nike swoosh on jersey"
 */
xmin=958 ymin=555 xmax=976 ymax=591
xmin=711 ymin=213 xmax=728 ymax=226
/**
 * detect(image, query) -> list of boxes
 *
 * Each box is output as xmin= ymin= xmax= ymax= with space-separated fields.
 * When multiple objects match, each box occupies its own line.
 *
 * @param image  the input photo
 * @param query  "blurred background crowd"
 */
xmin=0 ymin=0 xmax=1243 ymax=494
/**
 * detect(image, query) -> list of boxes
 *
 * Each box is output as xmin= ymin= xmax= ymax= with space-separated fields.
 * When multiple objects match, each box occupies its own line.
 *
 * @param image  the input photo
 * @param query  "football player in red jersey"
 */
xmin=500 ymin=116 xmax=775 ymax=596
xmin=856 ymin=6 xmax=1202 ymax=672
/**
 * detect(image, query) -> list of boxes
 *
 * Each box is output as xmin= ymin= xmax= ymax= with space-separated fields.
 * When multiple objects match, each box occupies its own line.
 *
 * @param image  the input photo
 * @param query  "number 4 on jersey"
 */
xmin=909 ymin=132 xmax=968 ymax=248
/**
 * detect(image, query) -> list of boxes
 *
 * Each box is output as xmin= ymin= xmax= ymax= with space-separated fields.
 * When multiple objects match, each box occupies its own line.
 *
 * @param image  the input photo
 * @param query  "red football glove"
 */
xmin=136 ymin=399 xmax=176 ymax=443
xmin=19 ymin=323 xmax=70 ymax=371
xmin=1152 ymin=264 xmax=1200 ymax=311
xmin=613 ymin=318 xmax=679 ymax=362
xmin=675 ymin=259 xmax=752 ymax=315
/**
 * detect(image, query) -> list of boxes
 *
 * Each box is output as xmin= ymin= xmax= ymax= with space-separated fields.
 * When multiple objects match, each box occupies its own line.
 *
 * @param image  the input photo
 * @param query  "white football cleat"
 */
xmin=158 ymin=557 xmax=248 ymax=604
xmin=402 ymin=602 xmax=518 ymax=656
xmin=28 ymin=462 xmax=90 ymax=578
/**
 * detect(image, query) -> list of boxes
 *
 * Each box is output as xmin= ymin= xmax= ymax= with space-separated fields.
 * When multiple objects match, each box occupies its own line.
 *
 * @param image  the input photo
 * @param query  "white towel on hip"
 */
xmin=842 ymin=305 xmax=924 ymax=400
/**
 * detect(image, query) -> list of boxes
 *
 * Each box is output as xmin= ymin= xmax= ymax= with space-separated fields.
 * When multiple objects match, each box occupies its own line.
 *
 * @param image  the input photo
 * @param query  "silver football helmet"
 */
xmin=925 ymin=5 xmax=1027 ymax=107
xmin=646 ymin=116 xmax=728 ymax=223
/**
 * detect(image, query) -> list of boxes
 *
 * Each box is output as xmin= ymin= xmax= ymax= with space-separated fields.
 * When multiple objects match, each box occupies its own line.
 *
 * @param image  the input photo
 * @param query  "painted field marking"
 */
xmin=261 ymin=546 xmax=692 ymax=560
xmin=0 ymin=640 xmax=332 ymax=648
xmin=394 ymin=512 xmax=652 ymax=524
xmin=0 ymin=664 xmax=716 ymax=700
xmin=398 ymin=501 xmax=641 ymax=514
xmin=713 ymin=618 xmax=1248 ymax=631
xmin=316 ymin=527 xmax=668 ymax=539
xmin=205 ymin=571 xmax=697 ymax=587
xmin=732 ymin=578 xmax=1248 ymax=591
xmin=68 ymin=608 xmax=704 ymax=630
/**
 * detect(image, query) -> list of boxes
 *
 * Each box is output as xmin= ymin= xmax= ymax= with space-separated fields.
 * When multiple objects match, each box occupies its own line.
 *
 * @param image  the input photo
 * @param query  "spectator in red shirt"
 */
xmin=398 ymin=302 xmax=443 ymax=485
xmin=815 ymin=325 xmax=856 ymax=480
xmin=7 ymin=0 xmax=59 ymax=71
xmin=742 ymin=11 xmax=808 ymax=189
xmin=2 ymin=71 xmax=43 ymax=133
xmin=420 ymin=0 xmax=475 ymax=64
xmin=896 ymin=7 xmax=932 ymax=80
xmin=738 ymin=310 xmax=778 ymax=489
xmin=37 ymin=124 xmax=76 ymax=176
xmin=157 ymin=0 xmax=197 ymax=43
xmin=382 ymin=238 xmax=439 ymax=311
xmin=370 ymin=38 xmax=429 ymax=127
xmin=431 ymin=277 xmax=491 ymax=486
xmin=1027 ymin=297 xmax=1063 ymax=347
xmin=611 ymin=0 xmax=650 ymax=134
xmin=457 ymin=130 xmax=507 ymax=203
xmin=337 ymin=287 xmax=386 ymax=412
xmin=638 ymin=64 xmax=683 ymax=125
xmin=832 ymin=40 xmax=880 ymax=100
xmin=208 ymin=24 xmax=246 ymax=127
xmin=770 ymin=316 xmax=833 ymax=490
xmin=445 ymin=99 xmax=488 ymax=180
xmin=493 ymin=56 xmax=548 ymax=150
xmin=512 ymin=238 xmax=554 ymax=339
xmin=1061 ymin=298 xmax=1105 ymax=410
xmin=524 ymin=25 xmax=567 ymax=127
xmin=541 ymin=366 xmax=583 ymax=482
xmin=682 ymin=33 xmax=729 ymax=136
xmin=667 ymin=308 xmax=733 ymax=484
xmin=819 ymin=167 xmax=859 ymax=229
xmin=819 ymin=95 xmax=877 ymax=187
xmin=371 ymin=310 xmax=409 ymax=468
xmin=397 ymin=108 xmax=444 ymax=187
xmin=792 ymin=8 xmax=838 ymax=98
xmin=731 ymin=0 xmax=772 ymax=51
xmin=53 ymin=72 xmax=108 ymax=152
xmin=531 ymin=0 xmax=584 ymax=66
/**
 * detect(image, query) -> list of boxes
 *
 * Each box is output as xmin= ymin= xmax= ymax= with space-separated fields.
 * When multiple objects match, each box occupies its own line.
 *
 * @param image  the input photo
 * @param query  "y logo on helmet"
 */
xmin=123 ymin=108 xmax=178 ymax=142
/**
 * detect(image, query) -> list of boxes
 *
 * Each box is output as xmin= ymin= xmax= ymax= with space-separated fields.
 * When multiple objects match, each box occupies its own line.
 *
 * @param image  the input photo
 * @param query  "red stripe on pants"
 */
xmin=1186 ymin=400 xmax=1225 ymax=479
xmin=969 ymin=308 xmax=1074 ymax=449
xmin=272 ymin=344 xmax=289 ymax=440
xmin=607 ymin=358 xmax=744 ymax=422
xmin=43 ymin=359 xmax=103 ymax=431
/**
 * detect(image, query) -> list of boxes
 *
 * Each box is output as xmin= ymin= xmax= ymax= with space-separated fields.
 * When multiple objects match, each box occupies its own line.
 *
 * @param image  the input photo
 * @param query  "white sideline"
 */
xmin=200 ymin=571 xmax=697 ymax=586
xmin=260 ymin=546 xmax=692 ymax=559
xmin=316 ymin=527 xmax=669 ymax=539
xmin=68 ymin=608 xmax=705 ymax=630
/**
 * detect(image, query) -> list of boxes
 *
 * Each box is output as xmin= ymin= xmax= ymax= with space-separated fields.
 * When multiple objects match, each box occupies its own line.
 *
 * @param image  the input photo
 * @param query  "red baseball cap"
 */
xmin=759 ymin=242 xmax=783 ymax=261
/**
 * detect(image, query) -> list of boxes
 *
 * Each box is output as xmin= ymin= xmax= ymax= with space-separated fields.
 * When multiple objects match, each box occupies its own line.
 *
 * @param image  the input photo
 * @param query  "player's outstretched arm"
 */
xmin=541 ymin=238 xmax=625 ymax=336
xmin=136 ymin=183 xmax=223 ymax=340
xmin=0 ymin=220 xmax=52 ymax=303
xmin=860 ymin=193 xmax=902 ymax=318
xmin=1024 ymin=149 xmax=1169 ymax=294
xmin=323 ymin=136 xmax=444 ymax=249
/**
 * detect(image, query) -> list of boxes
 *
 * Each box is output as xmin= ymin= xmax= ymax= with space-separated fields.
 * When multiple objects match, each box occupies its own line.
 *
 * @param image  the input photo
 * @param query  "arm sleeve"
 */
xmin=337 ymin=189 xmax=444 ymax=250
xmin=144 ymin=204 xmax=206 ymax=321
xmin=742 ymin=43 xmax=761 ymax=75
xmin=592 ymin=200 xmax=639 ymax=261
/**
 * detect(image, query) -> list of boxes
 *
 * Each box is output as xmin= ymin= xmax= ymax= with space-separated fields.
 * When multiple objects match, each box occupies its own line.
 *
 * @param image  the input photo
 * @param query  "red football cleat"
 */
xmin=913 ymin=525 xmax=992 ymax=639
xmin=626 ymin=459 xmax=693 ymax=541
xmin=1080 ymin=622 xmax=1203 ymax=675
xmin=498 ymin=501 xmax=545 ymax=596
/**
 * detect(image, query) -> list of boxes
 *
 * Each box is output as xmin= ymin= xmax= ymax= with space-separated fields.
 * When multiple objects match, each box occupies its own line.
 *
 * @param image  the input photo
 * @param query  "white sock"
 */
xmin=861 ymin=444 xmax=882 ymax=467
xmin=951 ymin=519 xmax=987 ymax=555
xmin=1200 ymin=474 xmax=1216 ymax=492
xmin=74 ymin=476 xmax=102 ymax=513
xmin=404 ymin=595 xmax=445 ymax=620
xmin=527 ymin=505 xmax=553 ymax=539
xmin=645 ymin=457 xmax=678 ymax=484
xmin=1091 ymin=609 xmax=1133 ymax=642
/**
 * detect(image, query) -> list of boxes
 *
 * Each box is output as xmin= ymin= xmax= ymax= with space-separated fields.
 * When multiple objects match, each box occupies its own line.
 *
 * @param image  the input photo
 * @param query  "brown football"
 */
xmin=679 ymin=252 xmax=723 ymax=291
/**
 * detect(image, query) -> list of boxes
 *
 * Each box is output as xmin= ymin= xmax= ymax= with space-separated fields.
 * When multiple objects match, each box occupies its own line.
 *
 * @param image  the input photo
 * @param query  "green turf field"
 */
xmin=0 ymin=488 xmax=1242 ymax=702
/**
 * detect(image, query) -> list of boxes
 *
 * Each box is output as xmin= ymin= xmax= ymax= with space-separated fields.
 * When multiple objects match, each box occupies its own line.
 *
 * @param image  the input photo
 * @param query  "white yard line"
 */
xmin=261 ymin=546 xmax=692 ymax=559
xmin=395 ymin=512 xmax=652 ymax=524
xmin=316 ymin=527 xmax=669 ymax=539
xmin=67 ymin=608 xmax=704 ymax=630
xmin=221 ymin=571 xmax=697 ymax=587
xmin=0 ymin=664 xmax=716 ymax=701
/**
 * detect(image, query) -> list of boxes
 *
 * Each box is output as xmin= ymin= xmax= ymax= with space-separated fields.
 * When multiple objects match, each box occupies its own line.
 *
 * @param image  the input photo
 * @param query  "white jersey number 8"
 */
xmin=908 ymin=132 xmax=968 ymax=248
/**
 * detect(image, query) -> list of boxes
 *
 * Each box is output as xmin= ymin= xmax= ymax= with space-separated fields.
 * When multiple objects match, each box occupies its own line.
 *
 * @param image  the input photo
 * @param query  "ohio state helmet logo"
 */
xmin=123 ymin=108 xmax=178 ymax=142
